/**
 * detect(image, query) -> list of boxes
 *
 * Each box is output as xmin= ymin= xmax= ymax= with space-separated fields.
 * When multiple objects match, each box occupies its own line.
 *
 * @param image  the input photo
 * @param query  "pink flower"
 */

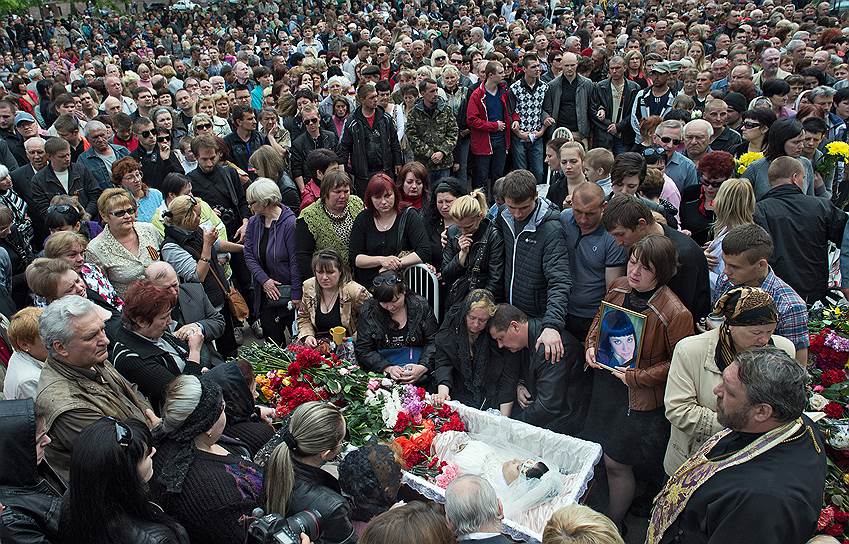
xmin=814 ymin=385 xmax=825 ymax=392
xmin=435 ymin=463 xmax=460 ymax=489
xmin=368 ymin=379 xmax=381 ymax=391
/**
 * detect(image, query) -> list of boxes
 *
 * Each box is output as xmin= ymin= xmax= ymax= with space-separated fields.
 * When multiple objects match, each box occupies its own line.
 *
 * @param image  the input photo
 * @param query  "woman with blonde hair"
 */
xmin=704 ymin=178 xmax=755 ymax=290
xmin=624 ymin=50 xmax=648 ymax=89
xmin=686 ymin=41 xmax=707 ymax=71
xmin=542 ymin=504 xmax=624 ymax=544
xmin=43 ymin=230 xmax=123 ymax=309
xmin=261 ymin=401 xmax=356 ymax=544
xmin=194 ymin=95 xmax=232 ymax=137
xmin=668 ymin=40 xmax=689 ymax=62
xmin=442 ymin=189 xmax=504 ymax=307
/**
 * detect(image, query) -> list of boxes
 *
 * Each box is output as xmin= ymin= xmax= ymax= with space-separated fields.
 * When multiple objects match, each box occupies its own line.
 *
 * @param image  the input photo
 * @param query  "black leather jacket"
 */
xmin=441 ymin=216 xmax=505 ymax=305
xmin=0 ymin=399 xmax=66 ymax=544
xmin=287 ymin=460 xmax=357 ymax=544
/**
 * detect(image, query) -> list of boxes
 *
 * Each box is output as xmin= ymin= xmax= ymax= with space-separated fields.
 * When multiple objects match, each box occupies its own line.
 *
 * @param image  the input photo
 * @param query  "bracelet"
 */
xmin=198 ymin=256 xmax=211 ymax=263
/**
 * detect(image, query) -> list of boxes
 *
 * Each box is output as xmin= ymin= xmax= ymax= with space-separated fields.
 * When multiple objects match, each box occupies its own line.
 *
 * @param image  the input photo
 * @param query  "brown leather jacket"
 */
xmin=586 ymin=277 xmax=694 ymax=412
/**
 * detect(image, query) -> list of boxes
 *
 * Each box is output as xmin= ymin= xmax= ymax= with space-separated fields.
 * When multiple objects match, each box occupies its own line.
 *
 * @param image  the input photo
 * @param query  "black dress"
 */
xmin=582 ymin=288 xmax=670 ymax=468
xmin=348 ymin=208 xmax=431 ymax=287
xmin=678 ymin=185 xmax=714 ymax=247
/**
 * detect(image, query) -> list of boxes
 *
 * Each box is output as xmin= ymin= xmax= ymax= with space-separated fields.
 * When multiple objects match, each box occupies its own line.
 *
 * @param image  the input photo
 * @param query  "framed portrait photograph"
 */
xmin=595 ymin=302 xmax=647 ymax=371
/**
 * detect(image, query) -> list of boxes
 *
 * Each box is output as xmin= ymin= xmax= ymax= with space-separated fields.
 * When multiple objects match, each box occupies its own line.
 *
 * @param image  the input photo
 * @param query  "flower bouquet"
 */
xmin=816 ymin=141 xmax=849 ymax=176
xmin=808 ymin=307 xmax=849 ymax=539
xmin=736 ymin=151 xmax=763 ymax=176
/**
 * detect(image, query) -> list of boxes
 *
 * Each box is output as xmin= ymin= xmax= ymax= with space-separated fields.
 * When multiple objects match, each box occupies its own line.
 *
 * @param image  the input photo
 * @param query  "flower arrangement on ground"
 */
xmin=808 ymin=307 xmax=849 ymax=539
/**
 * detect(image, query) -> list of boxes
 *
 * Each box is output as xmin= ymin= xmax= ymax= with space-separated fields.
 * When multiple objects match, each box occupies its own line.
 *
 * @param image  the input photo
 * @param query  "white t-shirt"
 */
xmin=55 ymin=169 xmax=70 ymax=193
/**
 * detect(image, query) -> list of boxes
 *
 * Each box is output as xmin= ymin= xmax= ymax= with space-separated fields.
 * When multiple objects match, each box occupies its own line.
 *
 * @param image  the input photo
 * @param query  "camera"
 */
xmin=248 ymin=508 xmax=322 ymax=544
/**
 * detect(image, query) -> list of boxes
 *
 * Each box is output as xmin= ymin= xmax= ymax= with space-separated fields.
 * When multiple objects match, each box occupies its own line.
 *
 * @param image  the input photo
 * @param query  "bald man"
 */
xmin=101 ymin=76 xmax=136 ymax=115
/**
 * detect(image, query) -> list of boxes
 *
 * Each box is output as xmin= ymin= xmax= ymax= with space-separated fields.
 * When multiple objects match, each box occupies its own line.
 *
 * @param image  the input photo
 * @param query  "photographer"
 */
xmin=260 ymin=401 xmax=357 ymax=544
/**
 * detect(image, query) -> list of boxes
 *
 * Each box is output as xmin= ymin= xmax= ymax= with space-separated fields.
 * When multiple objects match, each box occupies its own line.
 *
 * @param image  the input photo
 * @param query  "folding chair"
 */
xmin=404 ymin=264 xmax=440 ymax=321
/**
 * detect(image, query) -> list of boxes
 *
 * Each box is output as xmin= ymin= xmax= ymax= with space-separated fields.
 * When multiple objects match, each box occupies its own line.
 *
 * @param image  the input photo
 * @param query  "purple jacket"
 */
xmin=243 ymin=205 xmax=302 ymax=313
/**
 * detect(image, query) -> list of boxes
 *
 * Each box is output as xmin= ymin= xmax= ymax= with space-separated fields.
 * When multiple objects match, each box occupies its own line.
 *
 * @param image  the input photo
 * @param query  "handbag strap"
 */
xmin=469 ymin=221 xmax=492 ymax=276
xmin=396 ymin=207 xmax=409 ymax=254
xmin=180 ymin=243 xmax=230 ymax=296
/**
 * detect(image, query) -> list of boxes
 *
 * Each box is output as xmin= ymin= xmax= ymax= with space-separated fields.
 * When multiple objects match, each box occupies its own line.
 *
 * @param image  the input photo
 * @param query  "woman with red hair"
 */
xmin=348 ymin=173 xmax=431 ymax=287
xmin=112 ymin=280 xmax=207 ymax=414
xmin=680 ymin=151 xmax=736 ymax=245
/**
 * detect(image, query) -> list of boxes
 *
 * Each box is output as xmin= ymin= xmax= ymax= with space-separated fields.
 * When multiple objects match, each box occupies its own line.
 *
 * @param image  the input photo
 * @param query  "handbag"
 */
xmin=206 ymin=265 xmax=250 ymax=322
xmin=446 ymin=222 xmax=491 ymax=308
xmin=264 ymin=284 xmax=293 ymax=311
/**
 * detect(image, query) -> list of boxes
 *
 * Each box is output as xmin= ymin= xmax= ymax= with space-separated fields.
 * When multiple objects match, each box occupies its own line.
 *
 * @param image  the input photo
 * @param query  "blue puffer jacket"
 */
xmin=497 ymin=197 xmax=572 ymax=330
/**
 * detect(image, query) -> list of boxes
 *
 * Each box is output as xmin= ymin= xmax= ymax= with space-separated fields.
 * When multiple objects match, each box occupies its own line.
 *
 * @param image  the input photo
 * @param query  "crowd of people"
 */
xmin=0 ymin=0 xmax=847 ymax=541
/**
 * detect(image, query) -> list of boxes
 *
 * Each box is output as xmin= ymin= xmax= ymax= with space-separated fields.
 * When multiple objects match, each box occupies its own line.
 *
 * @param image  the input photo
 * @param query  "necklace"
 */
xmin=323 ymin=204 xmax=347 ymax=221
xmin=320 ymin=291 xmax=339 ymax=313
xmin=375 ymin=213 xmax=396 ymax=231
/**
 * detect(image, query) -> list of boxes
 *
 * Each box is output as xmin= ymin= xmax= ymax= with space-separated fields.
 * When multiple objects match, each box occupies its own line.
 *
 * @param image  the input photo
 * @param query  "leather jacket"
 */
xmin=586 ymin=277 xmax=694 ymax=411
xmin=287 ymin=460 xmax=357 ymax=544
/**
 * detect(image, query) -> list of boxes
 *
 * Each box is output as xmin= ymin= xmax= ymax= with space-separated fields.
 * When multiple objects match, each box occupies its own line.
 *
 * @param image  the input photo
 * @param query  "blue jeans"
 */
xmin=429 ymin=168 xmax=451 ymax=184
xmin=512 ymin=137 xmax=545 ymax=183
xmin=611 ymin=137 xmax=630 ymax=156
xmin=472 ymin=137 xmax=507 ymax=197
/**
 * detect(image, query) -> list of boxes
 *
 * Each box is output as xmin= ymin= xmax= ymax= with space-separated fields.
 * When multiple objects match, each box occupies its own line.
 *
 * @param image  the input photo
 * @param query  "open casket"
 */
xmin=401 ymin=402 xmax=603 ymax=543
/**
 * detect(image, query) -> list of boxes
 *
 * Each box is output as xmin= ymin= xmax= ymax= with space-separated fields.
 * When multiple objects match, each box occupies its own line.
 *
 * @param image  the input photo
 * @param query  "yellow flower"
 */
xmin=844 ymin=473 xmax=849 ymax=485
xmin=835 ymin=307 xmax=843 ymax=317
xmin=282 ymin=377 xmax=292 ymax=387
xmin=736 ymin=152 xmax=764 ymax=175
xmin=826 ymin=141 xmax=849 ymax=160
xmin=262 ymin=387 xmax=274 ymax=399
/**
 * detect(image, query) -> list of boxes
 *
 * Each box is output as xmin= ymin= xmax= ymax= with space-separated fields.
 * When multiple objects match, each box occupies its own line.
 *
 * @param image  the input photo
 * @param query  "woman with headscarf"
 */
xmin=151 ymin=375 xmax=263 ymax=544
xmin=432 ymin=289 xmax=518 ymax=414
xmin=204 ymin=361 xmax=276 ymax=457
xmin=663 ymin=286 xmax=795 ymax=476
xmin=338 ymin=442 xmax=403 ymax=536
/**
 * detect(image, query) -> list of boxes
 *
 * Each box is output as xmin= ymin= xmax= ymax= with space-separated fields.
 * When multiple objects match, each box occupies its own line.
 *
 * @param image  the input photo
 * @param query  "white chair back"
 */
xmin=404 ymin=264 xmax=440 ymax=321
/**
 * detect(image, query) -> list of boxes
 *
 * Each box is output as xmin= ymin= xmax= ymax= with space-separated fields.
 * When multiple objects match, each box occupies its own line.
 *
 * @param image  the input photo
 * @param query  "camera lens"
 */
xmin=287 ymin=510 xmax=322 ymax=541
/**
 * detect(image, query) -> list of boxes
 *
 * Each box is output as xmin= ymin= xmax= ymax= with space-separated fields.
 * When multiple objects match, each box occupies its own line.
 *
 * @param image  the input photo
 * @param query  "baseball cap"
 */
xmin=14 ymin=112 xmax=36 ymax=125
xmin=650 ymin=61 xmax=675 ymax=74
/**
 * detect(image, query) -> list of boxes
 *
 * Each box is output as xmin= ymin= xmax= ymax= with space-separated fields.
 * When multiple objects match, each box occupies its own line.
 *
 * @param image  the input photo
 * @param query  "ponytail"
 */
xmin=449 ymin=190 xmax=487 ymax=222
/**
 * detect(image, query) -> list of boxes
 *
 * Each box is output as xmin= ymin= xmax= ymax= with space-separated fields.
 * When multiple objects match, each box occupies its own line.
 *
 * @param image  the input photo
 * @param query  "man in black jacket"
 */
xmin=130 ymin=117 xmax=184 ymax=190
xmin=31 ymin=137 xmax=102 ymax=220
xmin=496 ymin=169 xmax=572 ymax=363
xmin=755 ymin=156 xmax=847 ymax=304
xmin=290 ymin=103 xmax=338 ymax=189
xmin=223 ymin=105 xmax=268 ymax=177
xmin=590 ymin=56 xmax=639 ymax=154
xmin=489 ymin=304 xmax=581 ymax=434
xmin=336 ymin=83 xmax=402 ymax=196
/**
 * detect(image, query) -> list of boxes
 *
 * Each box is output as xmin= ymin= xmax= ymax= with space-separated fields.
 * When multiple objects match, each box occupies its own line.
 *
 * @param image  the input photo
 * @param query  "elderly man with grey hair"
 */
xmin=102 ymin=75 xmax=137 ymax=115
xmin=78 ymin=120 xmax=131 ymax=189
xmin=35 ymin=295 xmax=156 ymax=480
xmin=650 ymin=348 xmax=826 ymax=543
xmin=682 ymin=119 xmax=714 ymax=164
xmin=445 ymin=475 xmax=510 ymax=543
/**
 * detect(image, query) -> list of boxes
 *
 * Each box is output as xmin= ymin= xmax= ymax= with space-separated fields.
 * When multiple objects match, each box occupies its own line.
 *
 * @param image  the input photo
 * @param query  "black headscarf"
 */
xmin=204 ymin=362 xmax=255 ymax=427
xmin=153 ymin=377 xmax=224 ymax=494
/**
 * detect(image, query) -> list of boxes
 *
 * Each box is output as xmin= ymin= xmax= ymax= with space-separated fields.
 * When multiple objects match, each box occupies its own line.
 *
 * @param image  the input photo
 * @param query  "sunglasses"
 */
xmin=740 ymin=121 xmax=762 ymax=129
xmin=106 ymin=417 xmax=133 ymax=447
xmin=137 ymin=129 xmax=154 ymax=138
xmin=109 ymin=207 xmax=137 ymax=218
xmin=195 ymin=123 xmax=211 ymax=130
xmin=701 ymin=177 xmax=725 ymax=188
xmin=47 ymin=204 xmax=73 ymax=214
xmin=659 ymin=136 xmax=682 ymax=145
xmin=157 ymin=135 xmax=171 ymax=143
xmin=303 ymin=118 xmax=320 ymax=125
xmin=373 ymin=274 xmax=402 ymax=286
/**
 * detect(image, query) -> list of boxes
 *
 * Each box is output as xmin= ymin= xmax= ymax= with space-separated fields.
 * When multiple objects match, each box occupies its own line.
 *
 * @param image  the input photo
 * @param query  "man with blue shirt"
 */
xmin=652 ymin=120 xmax=698 ymax=192
xmin=561 ymin=182 xmax=626 ymax=434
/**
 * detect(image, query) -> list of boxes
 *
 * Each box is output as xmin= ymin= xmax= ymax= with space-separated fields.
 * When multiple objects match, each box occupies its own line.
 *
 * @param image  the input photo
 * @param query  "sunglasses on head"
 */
xmin=106 ymin=417 xmax=133 ymax=447
xmin=47 ymin=204 xmax=73 ymax=214
xmin=109 ymin=207 xmax=136 ymax=218
xmin=303 ymin=117 xmax=319 ymax=125
xmin=373 ymin=274 xmax=402 ymax=287
xmin=659 ymin=136 xmax=682 ymax=146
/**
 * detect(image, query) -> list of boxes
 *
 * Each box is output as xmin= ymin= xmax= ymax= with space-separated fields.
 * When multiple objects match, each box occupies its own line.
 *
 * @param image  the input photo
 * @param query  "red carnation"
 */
xmin=394 ymin=412 xmax=412 ymax=433
xmin=416 ymin=387 xmax=426 ymax=399
xmin=439 ymin=413 xmax=466 ymax=433
xmin=824 ymin=402 xmax=845 ymax=419
xmin=826 ymin=523 xmax=845 ymax=537
xmin=835 ymin=511 xmax=849 ymax=523
xmin=421 ymin=404 xmax=435 ymax=418
xmin=821 ymin=369 xmax=849 ymax=387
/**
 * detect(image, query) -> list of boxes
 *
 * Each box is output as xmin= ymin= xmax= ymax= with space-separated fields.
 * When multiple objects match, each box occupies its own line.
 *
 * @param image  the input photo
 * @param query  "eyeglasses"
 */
xmin=157 ymin=135 xmax=171 ymax=143
xmin=303 ymin=118 xmax=320 ymax=125
xmin=659 ymin=136 xmax=682 ymax=145
xmin=109 ymin=207 xmax=137 ymax=218
xmin=701 ymin=177 xmax=725 ymax=188
xmin=740 ymin=121 xmax=762 ymax=130
xmin=106 ymin=417 xmax=133 ymax=447
xmin=194 ymin=123 xmax=211 ymax=130
xmin=137 ymin=129 xmax=154 ymax=138
xmin=373 ymin=274 xmax=402 ymax=287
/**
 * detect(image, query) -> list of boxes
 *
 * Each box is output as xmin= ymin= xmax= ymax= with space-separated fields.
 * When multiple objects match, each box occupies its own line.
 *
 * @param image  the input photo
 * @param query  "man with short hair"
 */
xmin=130 ymin=117 xmax=184 ymax=190
xmin=653 ymin=120 xmax=699 ymax=192
xmin=101 ymin=76 xmax=136 ymax=115
xmin=603 ymin=195 xmax=710 ymax=321
xmin=78 ymin=120 xmax=130 ymax=189
xmin=753 ymin=47 xmax=790 ymax=87
xmin=468 ymin=61 xmax=515 ymax=194
xmin=174 ymin=88 xmax=196 ymax=129
xmin=497 ymin=169 xmax=571 ymax=363
xmin=12 ymin=136 xmax=46 ymax=205
xmin=542 ymin=52 xmax=592 ymax=145
xmin=649 ymin=348 xmax=825 ymax=543
xmin=35 ymin=295 xmax=155 ymax=480
xmin=53 ymin=114 xmax=88 ymax=163
xmin=223 ymin=105 xmax=268 ymax=177
xmin=291 ymin=104 xmax=339 ymax=190
xmin=704 ymin=99 xmax=742 ymax=153
xmin=32 ymin=137 xmax=102 ymax=219
xmin=101 ymin=96 xmax=122 ymax=117
xmin=130 ymin=86 xmax=156 ymax=121
xmin=445 ymin=475 xmax=511 ymax=544
xmin=406 ymin=78 xmax=458 ymax=181
xmin=508 ymin=55 xmax=551 ymax=183
xmin=0 ymin=98 xmax=25 ymax=166
xmin=754 ymin=156 xmax=847 ymax=304
xmin=682 ymin=120 xmax=713 ymax=164
xmin=488 ymin=303 xmax=580 ymax=433
xmin=590 ymin=55 xmax=639 ymax=155
xmin=713 ymin=224 xmax=809 ymax=364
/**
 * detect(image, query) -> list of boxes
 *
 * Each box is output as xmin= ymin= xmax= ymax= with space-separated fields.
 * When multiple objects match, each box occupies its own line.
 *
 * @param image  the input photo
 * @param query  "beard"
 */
xmin=716 ymin=396 xmax=753 ymax=430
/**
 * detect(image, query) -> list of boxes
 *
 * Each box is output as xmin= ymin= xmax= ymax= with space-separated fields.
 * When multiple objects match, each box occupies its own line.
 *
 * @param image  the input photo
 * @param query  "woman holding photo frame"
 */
xmin=584 ymin=234 xmax=694 ymax=531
